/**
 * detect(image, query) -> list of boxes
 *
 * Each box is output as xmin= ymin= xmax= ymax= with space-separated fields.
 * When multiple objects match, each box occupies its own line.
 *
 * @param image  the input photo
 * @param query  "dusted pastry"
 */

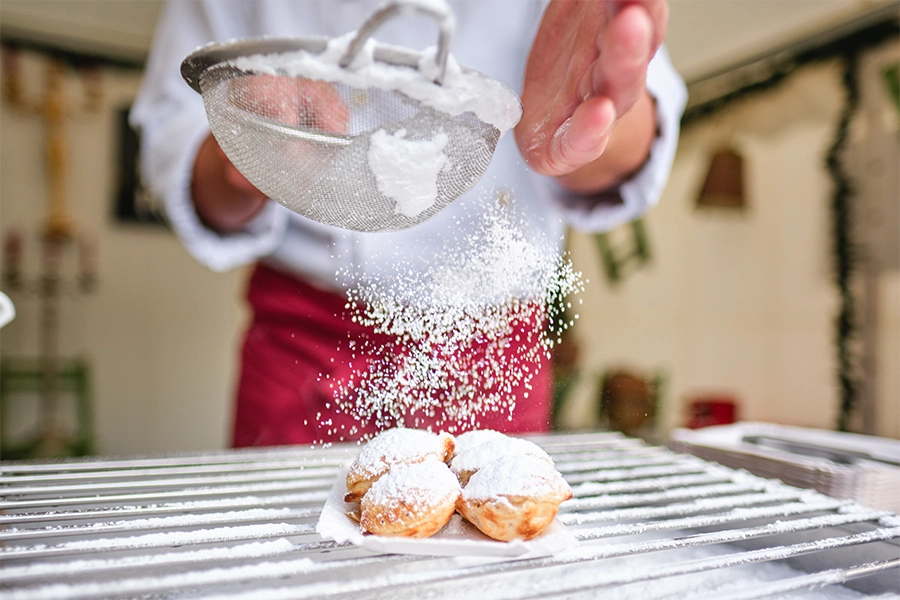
xmin=360 ymin=460 xmax=461 ymax=538
xmin=345 ymin=428 xmax=455 ymax=502
xmin=451 ymin=429 xmax=509 ymax=458
xmin=457 ymin=454 xmax=572 ymax=541
xmin=450 ymin=436 xmax=552 ymax=486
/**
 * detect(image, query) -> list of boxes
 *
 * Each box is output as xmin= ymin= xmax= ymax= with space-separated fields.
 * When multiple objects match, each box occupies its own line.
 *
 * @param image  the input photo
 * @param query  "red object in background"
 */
xmin=687 ymin=395 xmax=738 ymax=429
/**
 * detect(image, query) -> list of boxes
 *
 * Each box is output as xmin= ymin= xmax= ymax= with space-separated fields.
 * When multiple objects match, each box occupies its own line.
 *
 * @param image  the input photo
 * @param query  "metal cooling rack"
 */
xmin=1 ymin=431 xmax=898 ymax=599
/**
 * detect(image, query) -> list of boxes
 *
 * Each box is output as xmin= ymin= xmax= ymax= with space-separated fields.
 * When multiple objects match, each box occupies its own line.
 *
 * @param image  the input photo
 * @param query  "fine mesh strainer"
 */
xmin=181 ymin=0 xmax=522 ymax=232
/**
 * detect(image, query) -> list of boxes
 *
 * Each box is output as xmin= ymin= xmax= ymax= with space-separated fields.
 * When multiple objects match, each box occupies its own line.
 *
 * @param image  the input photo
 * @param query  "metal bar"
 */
xmin=0 ymin=484 xmax=330 ymax=511
xmin=562 ymin=461 xmax=706 ymax=484
xmin=0 ymin=460 xmax=341 ymax=485
xmin=0 ymin=492 xmax=326 ymax=525
xmin=0 ymin=541 xmax=418 ymax=586
xmin=563 ymin=517 xmax=900 ymax=562
xmin=0 ymin=471 xmax=334 ymax=496
xmin=571 ymin=499 xmax=868 ymax=541
xmin=0 ymin=507 xmax=314 ymax=542
xmin=520 ymin=431 xmax=639 ymax=450
xmin=562 ymin=482 xmax=766 ymax=511
xmin=568 ymin=471 xmax=735 ymax=495
xmin=558 ymin=491 xmax=837 ymax=527
xmin=553 ymin=451 xmax=676 ymax=472
xmin=0 ymin=522 xmax=323 ymax=560
xmin=0 ymin=446 xmax=354 ymax=473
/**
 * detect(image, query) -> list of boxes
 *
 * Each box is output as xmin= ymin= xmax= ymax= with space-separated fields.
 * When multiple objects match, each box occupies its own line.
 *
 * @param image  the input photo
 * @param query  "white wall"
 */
xmin=1 ymin=0 xmax=885 ymax=83
xmin=0 ymin=51 xmax=249 ymax=454
xmin=559 ymin=56 xmax=899 ymax=440
xmin=666 ymin=0 xmax=882 ymax=81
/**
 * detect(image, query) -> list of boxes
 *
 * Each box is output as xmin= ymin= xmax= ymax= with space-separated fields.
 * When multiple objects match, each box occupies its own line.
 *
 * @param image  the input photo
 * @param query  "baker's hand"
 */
xmin=515 ymin=0 xmax=667 ymax=193
xmin=190 ymin=76 xmax=349 ymax=233
xmin=191 ymin=135 xmax=269 ymax=233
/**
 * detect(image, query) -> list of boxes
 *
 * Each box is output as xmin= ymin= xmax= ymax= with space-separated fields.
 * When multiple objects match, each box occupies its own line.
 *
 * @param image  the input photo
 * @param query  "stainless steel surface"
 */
xmin=1 ymin=431 xmax=898 ymax=599
xmin=671 ymin=423 xmax=900 ymax=513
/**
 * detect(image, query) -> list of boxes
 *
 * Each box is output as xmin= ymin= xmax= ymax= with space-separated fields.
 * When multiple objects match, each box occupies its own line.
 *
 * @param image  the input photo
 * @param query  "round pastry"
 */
xmin=345 ymin=428 xmax=455 ymax=502
xmin=360 ymin=459 xmax=461 ymax=538
xmin=456 ymin=454 xmax=572 ymax=542
xmin=450 ymin=436 xmax=552 ymax=486
xmin=451 ymin=429 xmax=509 ymax=458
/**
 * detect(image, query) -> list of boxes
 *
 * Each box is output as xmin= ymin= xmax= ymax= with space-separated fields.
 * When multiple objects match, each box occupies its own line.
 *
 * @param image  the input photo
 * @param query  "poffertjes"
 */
xmin=456 ymin=454 xmax=573 ymax=541
xmin=344 ymin=428 xmax=455 ymax=502
xmin=360 ymin=460 xmax=461 ymax=538
xmin=450 ymin=429 xmax=508 ymax=458
xmin=450 ymin=436 xmax=553 ymax=486
xmin=344 ymin=427 xmax=571 ymax=542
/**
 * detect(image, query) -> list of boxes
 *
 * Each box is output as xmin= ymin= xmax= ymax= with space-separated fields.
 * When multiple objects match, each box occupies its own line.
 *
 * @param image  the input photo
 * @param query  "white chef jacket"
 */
xmin=131 ymin=0 xmax=687 ymax=293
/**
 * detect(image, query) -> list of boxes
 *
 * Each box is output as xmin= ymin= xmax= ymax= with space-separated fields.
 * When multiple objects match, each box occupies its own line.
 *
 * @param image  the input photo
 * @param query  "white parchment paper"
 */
xmin=316 ymin=467 xmax=577 ymax=558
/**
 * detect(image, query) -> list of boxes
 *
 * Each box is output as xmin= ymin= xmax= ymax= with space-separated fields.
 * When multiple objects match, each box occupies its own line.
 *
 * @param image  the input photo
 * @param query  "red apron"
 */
xmin=231 ymin=263 xmax=551 ymax=447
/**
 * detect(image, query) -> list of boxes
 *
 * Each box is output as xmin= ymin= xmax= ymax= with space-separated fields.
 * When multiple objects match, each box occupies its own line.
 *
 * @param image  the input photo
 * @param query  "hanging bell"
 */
xmin=697 ymin=147 xmax=746 ymax=209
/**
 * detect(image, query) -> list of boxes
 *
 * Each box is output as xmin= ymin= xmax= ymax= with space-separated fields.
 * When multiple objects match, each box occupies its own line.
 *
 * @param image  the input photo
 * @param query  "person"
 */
xmin=130 ymin=0 xmax=686 ymax=447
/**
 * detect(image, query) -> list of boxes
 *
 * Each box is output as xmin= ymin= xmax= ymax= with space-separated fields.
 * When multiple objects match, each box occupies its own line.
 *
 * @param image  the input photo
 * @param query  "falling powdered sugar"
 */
xmin=327 ymin=197 xmax=583 ymax=439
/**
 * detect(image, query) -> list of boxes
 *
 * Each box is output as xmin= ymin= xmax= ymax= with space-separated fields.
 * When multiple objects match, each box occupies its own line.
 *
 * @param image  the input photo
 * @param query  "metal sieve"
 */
xmin=180 ymin=0 xmax=522 ymax=232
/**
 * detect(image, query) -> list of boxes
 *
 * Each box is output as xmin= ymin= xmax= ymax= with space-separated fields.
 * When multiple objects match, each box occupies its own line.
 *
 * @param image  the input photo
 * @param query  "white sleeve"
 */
xmin=129 ymin=0 xmax=288 ymax=273
xmin=534 ymin=44 xmax=687 ymax=233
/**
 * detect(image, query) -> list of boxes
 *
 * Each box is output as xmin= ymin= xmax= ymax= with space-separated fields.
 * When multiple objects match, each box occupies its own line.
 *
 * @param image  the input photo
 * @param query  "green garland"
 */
xmin=825 ymin=51 xmax=860 ymax=432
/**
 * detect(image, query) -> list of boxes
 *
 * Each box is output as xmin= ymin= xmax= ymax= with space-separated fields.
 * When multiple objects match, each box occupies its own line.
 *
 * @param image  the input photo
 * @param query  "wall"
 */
xmin=667 ymin=0 xmax=881 ymax=81
xmin=559 ymin=54 xmax=900 ymax=440
xmin=0 ymin=50 xmax=248 ymax=454
xmin=0 ymin=0 xmax=883 ymax=83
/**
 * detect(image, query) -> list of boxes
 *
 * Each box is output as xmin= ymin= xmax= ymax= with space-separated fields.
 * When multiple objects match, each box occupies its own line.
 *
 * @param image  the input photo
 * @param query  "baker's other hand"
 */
xmin=191 ymin=134 xmax=269 ymax=233
xmin=515 ymin=0 xmax=667 ymax=194
xmin=190 ymin=76 xmax=349 ymax=232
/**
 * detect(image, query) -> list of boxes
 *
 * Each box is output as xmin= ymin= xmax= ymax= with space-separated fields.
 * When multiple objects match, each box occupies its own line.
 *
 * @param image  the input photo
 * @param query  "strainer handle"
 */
xmin=339 ymin=0 xmax=455 ymax=85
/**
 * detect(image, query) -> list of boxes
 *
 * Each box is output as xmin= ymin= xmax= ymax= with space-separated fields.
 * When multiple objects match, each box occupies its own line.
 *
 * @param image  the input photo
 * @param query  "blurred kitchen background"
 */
xmin=0 ymin=0 xmax=897 ymax=457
